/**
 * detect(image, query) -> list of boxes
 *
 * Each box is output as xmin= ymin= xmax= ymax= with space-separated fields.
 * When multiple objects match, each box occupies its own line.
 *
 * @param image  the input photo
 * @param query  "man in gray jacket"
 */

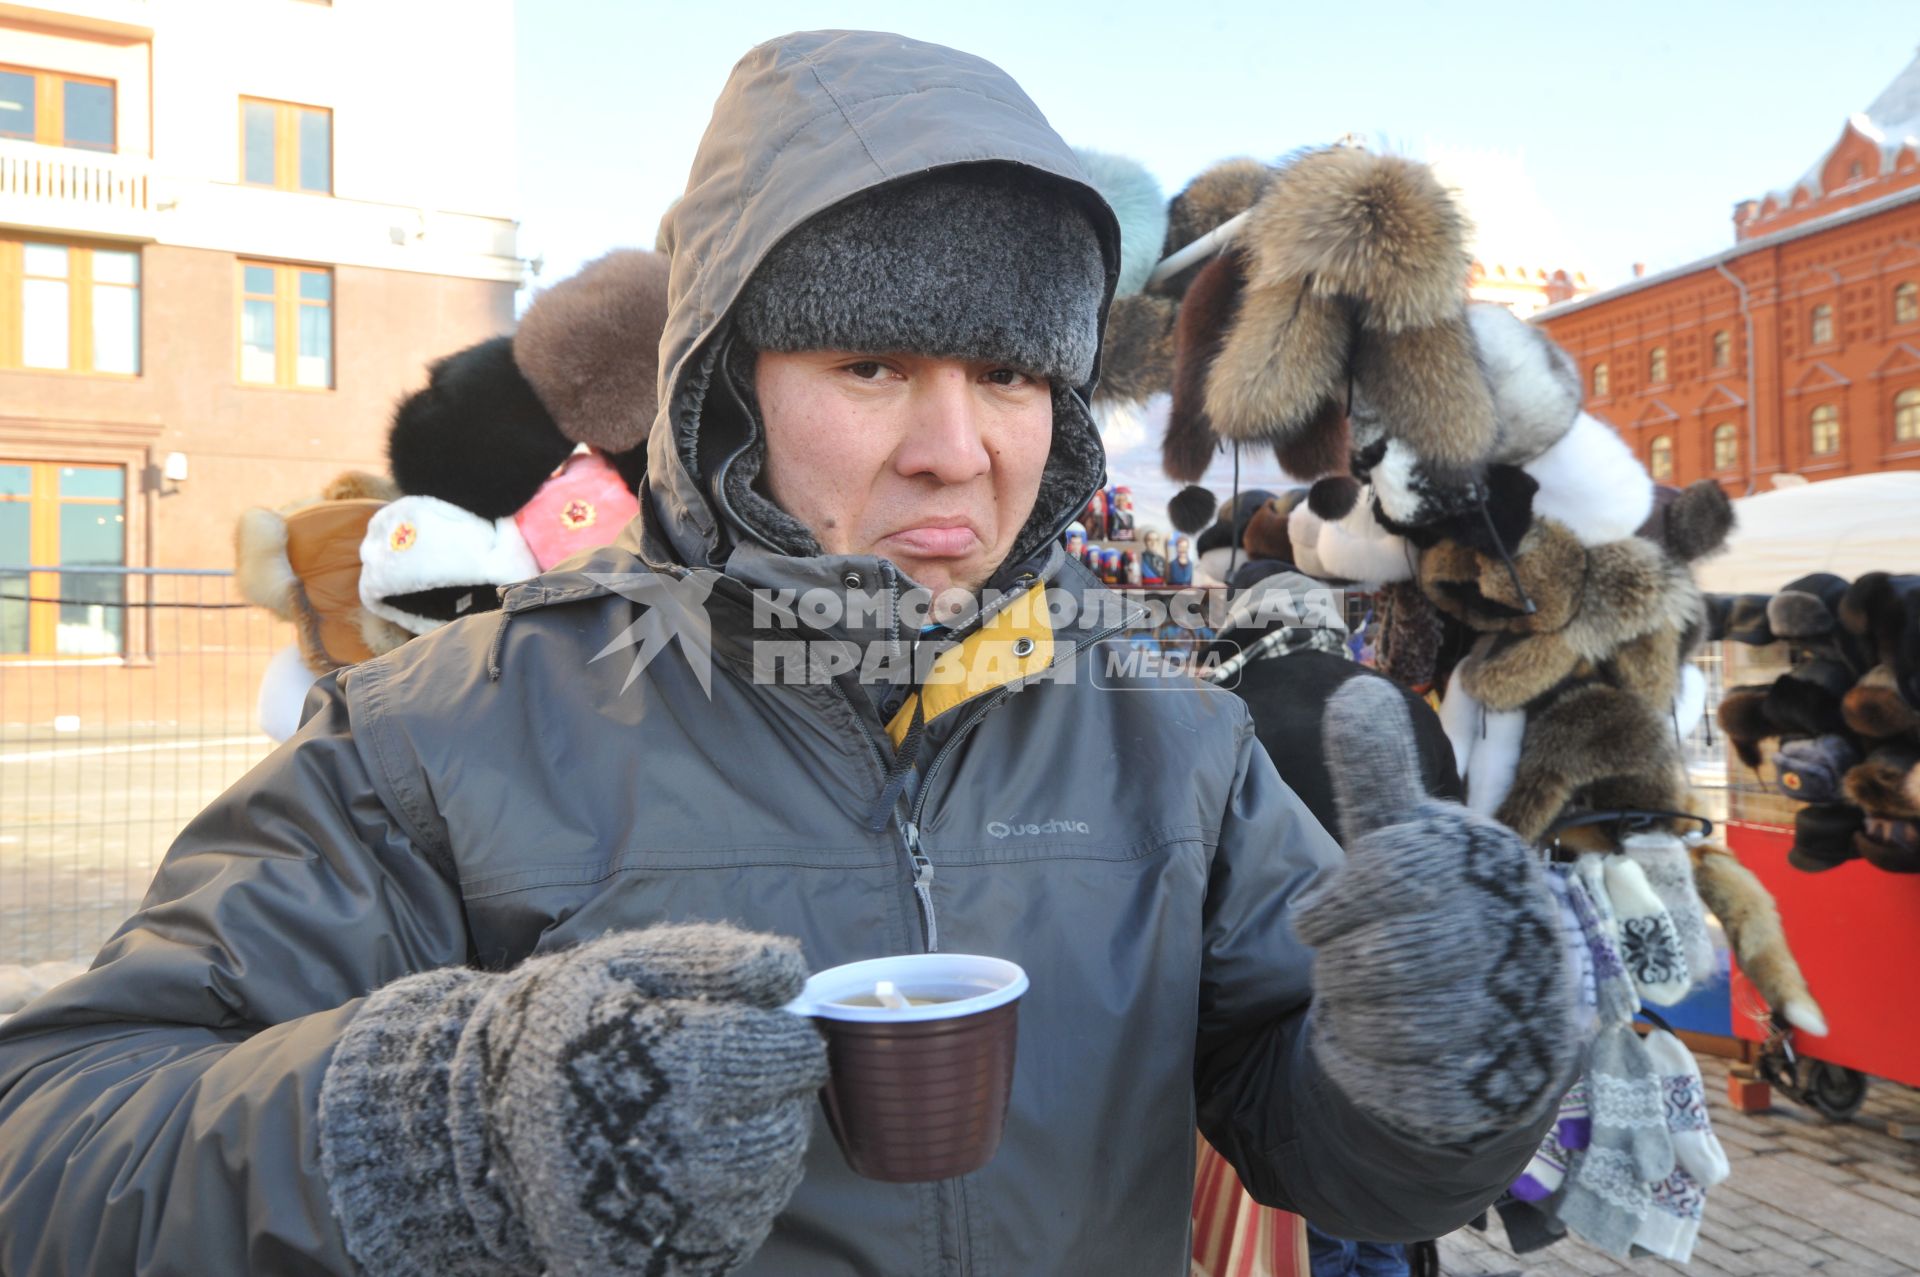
xmin=0 ymin=30 xmax=1572 ymax=1276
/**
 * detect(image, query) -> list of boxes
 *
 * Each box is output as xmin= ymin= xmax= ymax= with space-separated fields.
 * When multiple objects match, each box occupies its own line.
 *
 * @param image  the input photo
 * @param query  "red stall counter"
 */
xmin=1728 ymin=819 xmax=1920 ymax=1090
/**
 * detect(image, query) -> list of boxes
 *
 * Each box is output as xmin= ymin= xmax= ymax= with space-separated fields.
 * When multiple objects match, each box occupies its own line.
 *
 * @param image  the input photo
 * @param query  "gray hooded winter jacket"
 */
xmin=0 ymin=31 xmax=1544 ymax=1276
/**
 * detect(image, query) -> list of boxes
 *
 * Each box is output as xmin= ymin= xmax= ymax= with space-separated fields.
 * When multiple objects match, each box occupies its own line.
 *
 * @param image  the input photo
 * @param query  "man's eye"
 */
xmin=846 ymin=361 xmax=885 ymax=380
xmin=985 ymin=368 xmax=1029 ymax=387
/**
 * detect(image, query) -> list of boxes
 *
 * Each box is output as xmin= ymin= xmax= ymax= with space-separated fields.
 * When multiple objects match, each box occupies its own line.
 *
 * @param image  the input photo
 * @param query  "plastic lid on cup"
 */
xmin=783 ymin=953 xmax=1029 ymax=1023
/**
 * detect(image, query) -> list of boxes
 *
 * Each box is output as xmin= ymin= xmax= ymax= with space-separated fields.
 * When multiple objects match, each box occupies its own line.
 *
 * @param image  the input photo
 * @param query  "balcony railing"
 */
xmin=0 ymin=139 xmax=154 ymax=239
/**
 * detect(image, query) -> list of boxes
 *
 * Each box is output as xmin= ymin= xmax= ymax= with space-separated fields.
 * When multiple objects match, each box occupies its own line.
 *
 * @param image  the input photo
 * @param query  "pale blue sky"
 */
xmin=515 ymin=1 xmax=1918 ymax=298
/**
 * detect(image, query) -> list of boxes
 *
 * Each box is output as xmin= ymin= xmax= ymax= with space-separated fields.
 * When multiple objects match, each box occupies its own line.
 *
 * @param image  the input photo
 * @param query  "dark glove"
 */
xmin=319 ymin=923 xmax=828 ymax=1276
xmin=1296 ymin=677 xmax=1575 ymax=1145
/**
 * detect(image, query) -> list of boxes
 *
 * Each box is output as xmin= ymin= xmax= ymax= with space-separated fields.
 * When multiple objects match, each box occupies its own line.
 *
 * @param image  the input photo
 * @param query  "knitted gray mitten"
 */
xmin=318 ymin=923 xmax=829 ymax=1277
xmin=1297 ymin=677 xmax=1576 ymax=1145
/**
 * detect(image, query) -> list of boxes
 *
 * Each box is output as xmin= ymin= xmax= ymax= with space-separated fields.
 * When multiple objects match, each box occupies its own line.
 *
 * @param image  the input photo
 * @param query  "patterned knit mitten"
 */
xmin=1603 ymin=855 xmax=1692 ymax=1006
xmin=1512 ymin=1077 xmax=1589 ymax=1202
xmin=1567 ymin=858 xmax=1641 ymax=1026
xmin=1643 ymin=1028 xmax=1730 ymax=1187
xmin=1623 ymin=832 xmax=1715 ymax=986
xmin=1298 ymin=677 xmax=1576 ymax=1145
xmin=1555 ymin=1025 xmax=1676 ymax=1258
xmin=318 ymin=923 xmax=829 ymax=1277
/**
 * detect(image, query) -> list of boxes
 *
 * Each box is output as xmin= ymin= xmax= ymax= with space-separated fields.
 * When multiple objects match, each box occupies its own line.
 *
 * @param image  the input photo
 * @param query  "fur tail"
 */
xmin=1692 ymin=845 xmax=1827 ymax=1037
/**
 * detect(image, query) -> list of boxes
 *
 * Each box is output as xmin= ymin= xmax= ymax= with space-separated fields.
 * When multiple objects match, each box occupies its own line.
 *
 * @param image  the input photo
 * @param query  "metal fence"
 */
xmin=0 ymin=568 xmax=288 ymax=966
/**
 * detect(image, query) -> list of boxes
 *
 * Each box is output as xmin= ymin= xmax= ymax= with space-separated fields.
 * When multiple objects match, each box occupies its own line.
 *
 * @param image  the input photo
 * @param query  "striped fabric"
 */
xmin=1191 ymin=1133 xmax=1308 ymax=1277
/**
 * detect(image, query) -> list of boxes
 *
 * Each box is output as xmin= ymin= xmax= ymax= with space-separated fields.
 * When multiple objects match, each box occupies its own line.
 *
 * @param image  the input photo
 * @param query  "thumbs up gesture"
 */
xmin=1295 ymin=677 xmax=1576 ymax=1145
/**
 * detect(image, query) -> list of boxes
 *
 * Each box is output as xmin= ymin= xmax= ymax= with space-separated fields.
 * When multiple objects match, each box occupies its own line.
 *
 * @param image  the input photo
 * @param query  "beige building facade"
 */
xmin=0 ymin=0 xmax=521 ymax=660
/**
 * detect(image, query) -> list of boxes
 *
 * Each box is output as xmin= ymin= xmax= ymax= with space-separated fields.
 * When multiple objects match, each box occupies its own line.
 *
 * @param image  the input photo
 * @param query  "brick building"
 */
xmin=1 ymin=0 xmax=521 ymax=661
xmin=1536 ymin=50 xmax=1920 ymax=494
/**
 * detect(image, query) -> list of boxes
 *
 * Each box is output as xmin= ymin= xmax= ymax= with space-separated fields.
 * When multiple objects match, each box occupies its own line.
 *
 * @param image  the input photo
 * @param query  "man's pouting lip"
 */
xmin=883 ymin=520 xmax=982 ymax=558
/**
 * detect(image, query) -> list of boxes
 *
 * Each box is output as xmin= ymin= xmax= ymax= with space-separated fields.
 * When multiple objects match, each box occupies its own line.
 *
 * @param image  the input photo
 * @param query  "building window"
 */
xmin=1649 ymin=435 xmax=1673 ymax=481
xmin=1896 ymin=388 xmax=1920 ymax=444
xmin=1810 ymin=404 xmax=1841 ymax=456
xmin=1810 ymin=303 xmax=1834 ymax=346
xmin=0 ymin=461 xmax=126 ymax=656
xmin=1711 ymin=329 xmax=1731 ymax=368
xmin=1712 ymin=423 xmax=1739 ymax=470
xmin=239 ymin=261 xmax=332 ymax=388
xmin=1648 ymin=346 xmax=1667 ymax=384
xmin=1896 ymin=281 xmax=1918 ymax=325
xmin=240 ymin=98 xmax=332 ymax=194
xmin=0 ymin=66 xmax=115 ymax=151
xmin=0 ymin=238 xmax=140 ymax=374
xmin=1592 ymin=362 xmax=1609 ymax=397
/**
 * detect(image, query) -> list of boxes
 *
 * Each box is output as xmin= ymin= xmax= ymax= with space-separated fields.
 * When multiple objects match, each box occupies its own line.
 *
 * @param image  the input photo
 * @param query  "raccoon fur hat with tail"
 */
xmin=1195 ymin=147 xmax=1494 ymax=520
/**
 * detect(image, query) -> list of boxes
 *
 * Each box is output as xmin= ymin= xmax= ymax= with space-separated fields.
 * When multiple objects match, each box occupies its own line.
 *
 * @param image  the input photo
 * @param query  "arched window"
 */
xmin=1896 ymin=281 xmax=1918 ymax=325
xmin=1713 ymin=423 xmax=1739 ymax=470
xmin=1592 ymin=362 xmax=1609 ymax=397
xmin=1896 ymin=388 xmax=1920 ymax=443
xmin=1810 ymin=404 xmax=1841 ymax=456
xmin=1810 ymin=303 xmax=1834 ymax=345
xmin=1649 ymin=435 xmax=1674 ymax=480
xmin=1648 ymin=347 xmax=1668 ymax=384
xmin=1711 ymin=329 xmax=1731 ymax=368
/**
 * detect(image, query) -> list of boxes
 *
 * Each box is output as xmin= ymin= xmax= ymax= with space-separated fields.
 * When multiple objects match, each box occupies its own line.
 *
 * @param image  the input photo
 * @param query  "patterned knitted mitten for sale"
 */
xmin=1298 ymin=677 xmax=1576 ymax=1146
xmin=1555 ymin=1024 xmax=1676 ymax=1258
xmin=318 ymin=923 xmax=830 ymax=1277
xmin=1623 ymin=832 xmax=1716 ymax=987
xmin=1567 ymin=859 xmax=1641 ymax=1026
xmin=1642 ymin=1028 xmax=1730 ymax=1187
xmin=1603 ymin=854 xmax=1692 ymax=1006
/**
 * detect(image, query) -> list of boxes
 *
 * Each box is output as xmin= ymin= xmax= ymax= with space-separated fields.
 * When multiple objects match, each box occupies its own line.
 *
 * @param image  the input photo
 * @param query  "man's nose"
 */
xmin=895 ymin=369 xmax=991 ymax=484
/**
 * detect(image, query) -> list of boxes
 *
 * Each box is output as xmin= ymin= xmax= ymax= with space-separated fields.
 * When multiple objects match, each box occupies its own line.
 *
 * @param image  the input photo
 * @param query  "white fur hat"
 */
xmin=359 ymin=494 xmax=539 ymax=635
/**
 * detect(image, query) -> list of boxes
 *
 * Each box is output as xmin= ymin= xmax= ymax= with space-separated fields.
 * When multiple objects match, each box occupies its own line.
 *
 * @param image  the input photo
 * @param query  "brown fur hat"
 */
xmin=1844 ymin=746 xmax=1920 ymax=819
xmin=1156 ymin=158 xmax=1272 ymax=298
xmin=1348 ymin=318 xmax=1496 ymax=472
xmin=1163 ymin=250 xmax=1244 ymax=482
xmin=1844 ymin=664 xmax=1920 ymax=739
xmin=1200 ymin=266 xmax=1351 ymax=474
xmin=513 ymin=249 xmax=670 ymax=453
xmin=233 ymin=485 xmax=411 ymax=673
xmin=1095 ymin=292 xmax=1178 ymax=405
xmin=1717 ymin=684 xmax=1777 ymax=769
xmin=1242 ymin=147 xmax=1470 ymax=334
xmin=320 ymin=470 xmax=398 ymax=503
xmin=1240 ymin=495 xmax=1298 ymax=562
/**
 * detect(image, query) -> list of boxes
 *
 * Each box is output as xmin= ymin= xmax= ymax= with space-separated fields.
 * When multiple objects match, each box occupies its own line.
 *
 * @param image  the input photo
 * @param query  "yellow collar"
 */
xmin=885 ymin=583 xmax=1055 ymax=747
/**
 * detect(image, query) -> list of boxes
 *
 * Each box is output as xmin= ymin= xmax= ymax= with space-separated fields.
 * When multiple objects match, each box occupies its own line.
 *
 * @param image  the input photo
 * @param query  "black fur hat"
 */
xmin=1168 ymin=485 xmax=1218 ymax=534
xmin=1788 ymin=802 xmax=1864 ymax=873
xmin=1765 ymin=659 xmax=1855 ymax=737
xmin=388 ymin=336 xmax=574 ymax=519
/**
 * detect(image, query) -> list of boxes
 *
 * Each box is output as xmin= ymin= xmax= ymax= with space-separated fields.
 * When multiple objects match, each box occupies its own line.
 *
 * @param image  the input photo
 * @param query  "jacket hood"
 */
xmin=643 ymin=30 xmax=1122 ymax=583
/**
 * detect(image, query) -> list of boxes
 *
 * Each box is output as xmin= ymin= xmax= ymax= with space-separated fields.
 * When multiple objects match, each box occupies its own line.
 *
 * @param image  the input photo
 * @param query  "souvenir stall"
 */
xmin=1694 ymin=478 xmax=1920 ymax=1118
xmin=1075 ymin=142 xmax=1833 ymax=1272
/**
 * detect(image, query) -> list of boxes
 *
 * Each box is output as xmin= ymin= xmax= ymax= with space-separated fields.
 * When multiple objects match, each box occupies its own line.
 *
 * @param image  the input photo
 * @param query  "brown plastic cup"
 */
xmin=784 ymin=953 xmax=1027 ymax=1182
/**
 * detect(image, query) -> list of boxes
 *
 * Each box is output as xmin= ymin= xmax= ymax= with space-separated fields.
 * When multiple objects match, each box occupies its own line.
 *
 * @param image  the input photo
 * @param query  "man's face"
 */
xmin=755 ymin=350 xmax=1054 ymax=596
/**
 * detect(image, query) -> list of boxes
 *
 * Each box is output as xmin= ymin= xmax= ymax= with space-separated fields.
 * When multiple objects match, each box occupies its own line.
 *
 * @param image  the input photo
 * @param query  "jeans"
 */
xmin=1306 ymin=1223 xmax=1409 ymax=1277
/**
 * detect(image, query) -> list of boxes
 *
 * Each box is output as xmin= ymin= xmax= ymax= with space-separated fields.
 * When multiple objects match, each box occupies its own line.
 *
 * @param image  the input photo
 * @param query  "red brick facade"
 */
xmin=1537 ymin=54 xmax=1920 ymax=493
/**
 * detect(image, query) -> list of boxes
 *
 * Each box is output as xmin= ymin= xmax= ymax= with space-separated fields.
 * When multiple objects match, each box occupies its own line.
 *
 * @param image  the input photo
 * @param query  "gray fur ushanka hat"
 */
xmin=732 ymin=164 xmax=1106 ymax=384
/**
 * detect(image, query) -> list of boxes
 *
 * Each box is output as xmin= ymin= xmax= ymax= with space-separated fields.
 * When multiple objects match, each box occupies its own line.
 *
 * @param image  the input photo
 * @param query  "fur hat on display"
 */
xmin=1202 ymin=147 xmax=1488 ymax=500
xmin=514 ymin=249 xmax=671 ymax=464
xmin=1467 ymin=303 xmax=1581 ymax=465
xmin=1788 ymin=802 xmax=1865 ymax=873
xmin=1840 ymin=572 xmax=1920 ymax=706
xmin=1163 ymin=250 xmax=1246 ymax=483
xmin=1769 ymin=734 xmax=1862 ymax=805
xmin=1763 ymin=658 xmax=1854 ymax=737
xmin=1529 ymin=416 xmax=1659 ymax=548
xmin=1155 ymin=157 xmax=1272 ymax=299
xmin=1240 ymin=495 xmax=1299 ymax=564
xmin=1168 ymin=485 xmax=1218 ymax=535
xmin=1315 ymin=494 xmax=1419 ymax=585
xmin=514 ymin=451 xmax=642 ymax=572
xmin=1844 ymin=664 xmax=1920 ymax=740
xmin=234 ymin=471 xmax=411 ymax=674
xmin=359 ymin=495 xmax=540 ymax=635
xmin=1856 ymin=816 xmax=1920 ymax=873
xmin=1194 ymin=488 xmax=1278 ymax=556
xmin=1288 ymin=500 xmax=1328 ymax=578
xmin=1843 ymin=744 xmax=1920 ymax=820
xmin=1717 ymin=683 xmax=1778 ymax=769
xmin=1706 ymin=593 xmax=1777 ymax=646
xmin=389 ymin=336 xmax=575 ymax=519
xmin=1095 ymin=293 xmax=1179 ymax=406
xmin=1073 ymin=148 xmax=1167 ymax=298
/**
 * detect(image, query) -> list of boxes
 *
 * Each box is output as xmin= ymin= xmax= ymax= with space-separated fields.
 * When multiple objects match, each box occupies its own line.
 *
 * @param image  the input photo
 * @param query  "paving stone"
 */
xmin=1691 ymin=1234 xmax=1766 ymax=1273
xmin=1848 ymin=1180 xmax=1920 ymax=1221
xmin=1809 ymin=1234 xmax=1910 ymax=1275
xmin=1731 ymin=1199 xmax=1829 ymax=1241
xmin=1757 ymin=1149 xmax=1867 ymax=1187
xmin=1734 ymin=1155 xmax=1920 ymax=1266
